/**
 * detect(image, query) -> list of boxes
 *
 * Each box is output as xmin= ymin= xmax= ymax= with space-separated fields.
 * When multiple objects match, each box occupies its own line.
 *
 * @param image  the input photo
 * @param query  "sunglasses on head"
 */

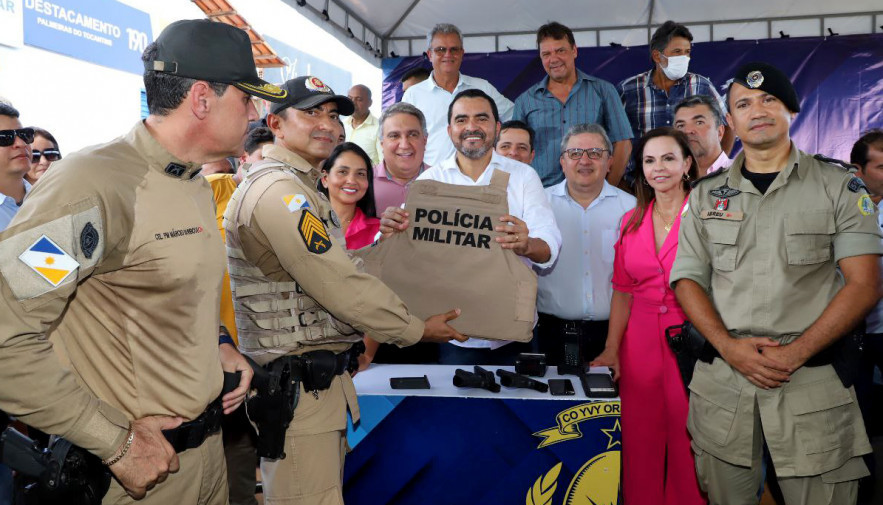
xmin=0 ymin=128 xmax=35 ymax=147
xmin=32 ymin=148 xmax=61 ymax=163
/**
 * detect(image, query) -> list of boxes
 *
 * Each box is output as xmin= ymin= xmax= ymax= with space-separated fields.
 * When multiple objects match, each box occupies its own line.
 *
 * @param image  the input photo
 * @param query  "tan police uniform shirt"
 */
xmin=229 ymin=144 xmax=424 ymax=359
xmin=0 ymin=122 xmax=226 ymax=459
xmin=670 ymin=143 xmax=883 ymax=477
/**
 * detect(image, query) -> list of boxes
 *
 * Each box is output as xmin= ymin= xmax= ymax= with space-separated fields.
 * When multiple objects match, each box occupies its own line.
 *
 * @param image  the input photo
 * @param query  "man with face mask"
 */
xmin=617 ymin=21 xmax=734 ymax=155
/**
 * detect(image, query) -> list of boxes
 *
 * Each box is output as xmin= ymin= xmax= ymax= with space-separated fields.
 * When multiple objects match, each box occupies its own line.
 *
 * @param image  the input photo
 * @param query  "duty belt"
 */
xmin=271 ymin=343 xmax=364 ymax=397
xmin=162 ymin=399 xmax=223 ymax=453
xmin=161 ymin=371 xmax=241 ymax=453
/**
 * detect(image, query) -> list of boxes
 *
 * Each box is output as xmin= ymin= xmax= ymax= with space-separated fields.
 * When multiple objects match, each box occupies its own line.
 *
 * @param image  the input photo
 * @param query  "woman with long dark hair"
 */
xmin=592 ymin=127 xmax=705 ymax=505
xmin=318 ymin=142 xmax=380 ymax=249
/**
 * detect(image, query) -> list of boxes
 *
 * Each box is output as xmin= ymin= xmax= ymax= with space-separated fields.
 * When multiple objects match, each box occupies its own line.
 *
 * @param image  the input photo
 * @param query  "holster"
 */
xmin=244 ymin=343 xmax=364 ymax=460
xmin=0 ymin=426 xmax=110 ymax=505
xmin=665 ymin=322 xmax=717 ymax=390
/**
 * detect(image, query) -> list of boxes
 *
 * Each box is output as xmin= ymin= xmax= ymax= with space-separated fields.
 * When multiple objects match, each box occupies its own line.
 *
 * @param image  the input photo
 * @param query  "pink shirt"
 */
xmin=344 ymin=207 xmax=380 ymax=250
xmin=372 ymin=161 xmax=427 ymax=213
xmin=612 ymin=198 xmax=689 ymax=317
xmin=705 ymin=151 xmax=731 ymax=175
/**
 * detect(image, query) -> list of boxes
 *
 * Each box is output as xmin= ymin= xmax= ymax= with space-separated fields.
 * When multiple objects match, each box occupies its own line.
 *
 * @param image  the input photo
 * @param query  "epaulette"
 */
xmin=813 ymin=154 xmax=856 ymax=172
xmin=690 ymin=165 xmax=729 ymax=189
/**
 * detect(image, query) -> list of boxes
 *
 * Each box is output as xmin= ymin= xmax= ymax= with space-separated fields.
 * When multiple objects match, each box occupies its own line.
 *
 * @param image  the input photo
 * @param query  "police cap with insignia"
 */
xmin=269 ymin=76 xmax=355 ymax=116
xmin=148 ymin=19 xmax=288 ymax=102
xmin=729 ymin=61 xmax=800 ymax=113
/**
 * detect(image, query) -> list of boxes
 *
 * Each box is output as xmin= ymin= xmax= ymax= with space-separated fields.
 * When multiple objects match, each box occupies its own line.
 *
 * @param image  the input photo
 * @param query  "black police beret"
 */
xmin=729 ymin=61 xmax=800 ymax=113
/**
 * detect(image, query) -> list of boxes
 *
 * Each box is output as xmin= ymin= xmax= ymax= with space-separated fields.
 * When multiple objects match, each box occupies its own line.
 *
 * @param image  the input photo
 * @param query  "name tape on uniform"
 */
xmin=411 ymin=208 xmax=494 ymax=249
xmin=699 ymin=210 xmax=744 ymax=221
xmin=19 ymin=235 xmax=79 ymax=286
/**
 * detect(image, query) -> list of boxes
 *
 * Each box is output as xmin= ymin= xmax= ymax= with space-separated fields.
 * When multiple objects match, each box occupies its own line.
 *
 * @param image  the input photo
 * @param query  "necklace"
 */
xmin=654 ymin=205 xmax=676 ymax=232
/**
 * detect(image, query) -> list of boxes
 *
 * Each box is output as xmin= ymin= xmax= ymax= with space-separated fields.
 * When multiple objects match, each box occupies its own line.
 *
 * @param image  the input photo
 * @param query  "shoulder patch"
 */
xmin=283 ymin=194 xmax=310 ymax=212
xmin=298 ymin=210 xmax=331 ymax=254
xmin=0 ymin=199 xmax=103 ymax=308
xmin=858 ymin=194 xmax=876 ymax=216
xmin=19 ymin=236 xmax=79 ymax=286
xmin=813 ymin=154 xmax=854 ymax=171
xmin=847 ymin=177 xmax=868 ymax=194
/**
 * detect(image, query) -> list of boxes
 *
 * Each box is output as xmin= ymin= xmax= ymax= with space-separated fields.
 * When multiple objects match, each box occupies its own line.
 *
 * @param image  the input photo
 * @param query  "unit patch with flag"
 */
xmin=299 ymin=210 xmax=331 ymax=254
xmin=19 ymin=235 xmax=79 ymax=286
xmin=283 ymin=194 xmax=310 ymax=212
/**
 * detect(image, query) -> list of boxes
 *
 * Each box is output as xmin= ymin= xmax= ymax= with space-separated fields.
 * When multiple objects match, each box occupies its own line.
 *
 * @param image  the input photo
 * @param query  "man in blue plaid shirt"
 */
xmin=617 ymin=21 xmax=734 ymax=154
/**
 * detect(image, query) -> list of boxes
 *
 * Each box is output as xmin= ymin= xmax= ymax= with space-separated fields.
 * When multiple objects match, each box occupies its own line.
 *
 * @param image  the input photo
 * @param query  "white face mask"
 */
xmin=661 ymin=54 xmax=690 ymax=80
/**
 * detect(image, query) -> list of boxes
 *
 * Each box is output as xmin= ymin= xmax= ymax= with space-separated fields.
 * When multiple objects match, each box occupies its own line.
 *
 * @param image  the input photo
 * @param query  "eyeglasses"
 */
xmin=0 ymin=128 xmax=35 ymax=147
xmin=564 ymin=147 xmax=608 ymax=160
xmin=32 ymin=149 xmax=61 ymax=163
xmin=431 ymin=46 xmax=463 ymax=55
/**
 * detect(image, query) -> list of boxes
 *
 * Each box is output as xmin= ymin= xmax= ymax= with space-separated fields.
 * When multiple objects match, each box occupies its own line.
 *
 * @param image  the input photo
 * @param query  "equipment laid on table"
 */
xmin=548 ymin=379 xmax=575 ymax=396
xmin=452 ymin=366 xmax=501 ymax=393
xmin=515 ymin=353 xmax=547 ymax=377
xmin=496 ymin=369 xmax=548 ymax=393
xmin=389 ymin=376 xmax=431 ymax=390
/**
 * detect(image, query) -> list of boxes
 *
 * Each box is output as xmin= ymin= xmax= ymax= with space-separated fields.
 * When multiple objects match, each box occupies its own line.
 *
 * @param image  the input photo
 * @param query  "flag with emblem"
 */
xmin=283 ymin=194 xmax=310 ymax=212
xmin=19 ymin=236 xmax=79 ymax=286
xmin=298 ymin=210 xmax=331 ymax=254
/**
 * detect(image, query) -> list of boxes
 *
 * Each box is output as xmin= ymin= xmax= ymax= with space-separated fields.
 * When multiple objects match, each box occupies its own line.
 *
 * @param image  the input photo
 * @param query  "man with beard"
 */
xmin=381 ymin=88 xmax=561 ymax=364
xmin=673 ymin=94 xmax=730 ymax=177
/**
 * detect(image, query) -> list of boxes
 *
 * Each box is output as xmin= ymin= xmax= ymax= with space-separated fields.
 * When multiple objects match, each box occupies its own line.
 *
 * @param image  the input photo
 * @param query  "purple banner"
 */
xmin=382 ymin=33 xmax=883 ymax=161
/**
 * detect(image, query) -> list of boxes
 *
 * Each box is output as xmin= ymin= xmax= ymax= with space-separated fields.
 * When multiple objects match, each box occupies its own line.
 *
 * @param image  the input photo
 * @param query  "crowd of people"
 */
xmin=0 ymin=15 xmax=881 ymax=505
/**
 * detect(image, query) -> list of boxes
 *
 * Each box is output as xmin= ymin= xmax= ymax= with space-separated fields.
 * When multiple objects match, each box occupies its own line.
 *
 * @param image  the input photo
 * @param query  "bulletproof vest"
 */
xmin=359 ymin=170 xmax=537 ymax=342
xmin=223 ymin=162 xmax=361 ymax=365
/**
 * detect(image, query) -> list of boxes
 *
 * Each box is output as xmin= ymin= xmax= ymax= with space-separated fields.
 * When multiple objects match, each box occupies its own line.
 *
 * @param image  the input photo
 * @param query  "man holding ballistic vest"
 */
xmin=0 ymin=19 xmax=273 ymax=503
xmin=671 ymin=62 xmax=881 ymax=505
xmin=381 ymin=88 xmax=561 ymax=365
xmin=224 ymin=75 xmax=466 ymax=504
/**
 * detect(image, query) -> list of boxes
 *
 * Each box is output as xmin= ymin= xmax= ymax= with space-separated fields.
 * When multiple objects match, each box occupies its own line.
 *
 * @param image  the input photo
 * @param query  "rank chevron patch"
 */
xmin=298 ymin=210 xmax=331 ymax=254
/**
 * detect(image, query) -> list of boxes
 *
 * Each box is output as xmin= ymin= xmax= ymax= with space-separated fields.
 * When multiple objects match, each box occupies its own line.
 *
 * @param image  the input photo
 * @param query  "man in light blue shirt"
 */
xmin=0 ymin=103 xmax=32 ymax=232
xmin=536 ymin=124 xmax=635 ymax=365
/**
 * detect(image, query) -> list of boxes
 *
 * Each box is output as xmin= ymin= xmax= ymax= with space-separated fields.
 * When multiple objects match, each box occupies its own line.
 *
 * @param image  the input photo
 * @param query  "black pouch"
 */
xmin=301 ymin=351 xmax=338 ymax=392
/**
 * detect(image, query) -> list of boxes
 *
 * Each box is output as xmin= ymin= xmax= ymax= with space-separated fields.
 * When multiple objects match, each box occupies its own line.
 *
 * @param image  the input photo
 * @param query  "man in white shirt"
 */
xmin=382 ymin=89 xmax=560 ymax=364
xmin=401 ymin=23 xmax=513 ymax=167
xmin=673 ymin=95 xmax=730 ymax=177
xmin=344 ymin=84 xmax=382 ymax=165
xmin=537 ymin=124 xmax=635 ymax=365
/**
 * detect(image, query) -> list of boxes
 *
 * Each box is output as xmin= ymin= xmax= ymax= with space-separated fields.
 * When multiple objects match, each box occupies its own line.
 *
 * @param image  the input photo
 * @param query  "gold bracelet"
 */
xmin=103 ymin=424 xmax=135 ymax=466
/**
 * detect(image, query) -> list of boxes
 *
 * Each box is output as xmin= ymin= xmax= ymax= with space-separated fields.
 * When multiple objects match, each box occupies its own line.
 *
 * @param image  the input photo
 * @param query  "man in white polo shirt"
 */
xmin=382 ymin=88 xmax=560 ymax=364
xmin=401 ymin=23 xmax=513 ymax=167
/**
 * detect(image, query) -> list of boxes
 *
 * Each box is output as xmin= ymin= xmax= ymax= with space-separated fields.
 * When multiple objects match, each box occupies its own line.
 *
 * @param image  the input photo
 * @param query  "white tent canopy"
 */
xmin=281 ymin=0 xmax=883 ymax=66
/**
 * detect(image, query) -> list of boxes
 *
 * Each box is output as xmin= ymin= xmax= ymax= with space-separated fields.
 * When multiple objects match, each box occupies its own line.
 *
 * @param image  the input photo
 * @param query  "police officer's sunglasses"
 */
xmin=564 ymin=147 xmax=608 ymax=160
xmin=32 ymin=149 xmax=61 ymax=163
xmin=0 ymin=128 xmax=35 ymax=147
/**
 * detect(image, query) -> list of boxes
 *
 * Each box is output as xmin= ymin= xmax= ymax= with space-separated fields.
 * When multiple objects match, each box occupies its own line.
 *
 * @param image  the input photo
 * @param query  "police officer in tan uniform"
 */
xmin=671 ymin=62 xmax=882 ymax=504
xmin=224 ymin=76 xmax=466 ymax=505
xmin=0 ymin=19 xmax=287 ymax=503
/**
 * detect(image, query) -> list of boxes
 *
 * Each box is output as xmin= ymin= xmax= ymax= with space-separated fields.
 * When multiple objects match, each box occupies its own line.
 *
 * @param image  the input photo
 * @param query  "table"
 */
xmin=343 ymin=365 xmax=622 ymax=505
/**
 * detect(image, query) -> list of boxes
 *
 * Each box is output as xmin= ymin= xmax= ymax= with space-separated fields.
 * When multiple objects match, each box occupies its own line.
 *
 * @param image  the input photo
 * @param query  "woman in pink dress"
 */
xmin=592 ymin=127 xmax=705 ymax=505
xmin=318 ymin=142 xmax=381 ymax=250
